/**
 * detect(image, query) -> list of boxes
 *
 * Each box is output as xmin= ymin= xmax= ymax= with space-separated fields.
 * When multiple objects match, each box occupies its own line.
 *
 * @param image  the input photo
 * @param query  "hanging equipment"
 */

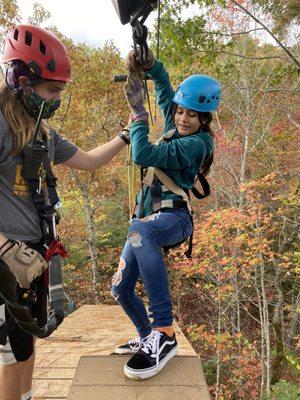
xmin=112 ymin=1 xmax=159 ymax=217
xmin=0 ymin=102 xmax=72 ymax=344
xmin=112 ymin=0 xmax=158 ymax=82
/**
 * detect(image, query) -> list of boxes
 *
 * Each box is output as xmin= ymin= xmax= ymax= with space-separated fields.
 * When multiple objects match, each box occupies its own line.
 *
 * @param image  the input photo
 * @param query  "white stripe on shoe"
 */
xmin=124 ymin=330 xmax=178 ymax=380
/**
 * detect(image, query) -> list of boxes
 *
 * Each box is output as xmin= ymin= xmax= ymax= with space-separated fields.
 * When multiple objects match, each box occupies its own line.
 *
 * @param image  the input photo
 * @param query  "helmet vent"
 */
xmin=13 ymin=28 xmax=19 ymax=41
xmin=199 ymin=96 xmax=206 ymax=103
xmin=46 ymin=59 xmax=56 ymax=73
xmin=40 ymin=40 xmax=46 ymax=55
xmin=25 ymin=31 xmax=33 ymax=46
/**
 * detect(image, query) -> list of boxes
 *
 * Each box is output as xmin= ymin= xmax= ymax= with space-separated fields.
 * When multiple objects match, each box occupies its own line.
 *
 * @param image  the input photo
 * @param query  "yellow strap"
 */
xmin=127 ymin=144 xmax=139 ymax=219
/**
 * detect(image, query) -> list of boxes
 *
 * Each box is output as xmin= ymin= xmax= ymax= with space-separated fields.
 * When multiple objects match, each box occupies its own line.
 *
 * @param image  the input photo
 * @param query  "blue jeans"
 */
xmin=111 ymin=208 xmax=193 ymax=338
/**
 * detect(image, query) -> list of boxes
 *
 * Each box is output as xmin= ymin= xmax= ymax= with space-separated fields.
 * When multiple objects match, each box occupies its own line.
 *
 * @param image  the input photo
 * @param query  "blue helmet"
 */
xmin=173 ymin=74 xmax=221 ymax=112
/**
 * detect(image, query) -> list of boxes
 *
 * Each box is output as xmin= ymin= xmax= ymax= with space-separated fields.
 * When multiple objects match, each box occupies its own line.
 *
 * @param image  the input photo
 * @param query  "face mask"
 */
xmin=22 ymin=90 xmax=61 ymax=120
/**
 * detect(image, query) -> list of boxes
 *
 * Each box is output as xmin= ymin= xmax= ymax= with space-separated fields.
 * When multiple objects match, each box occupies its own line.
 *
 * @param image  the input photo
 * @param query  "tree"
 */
xmin=50 ymin=37 xmax=130 ymax=294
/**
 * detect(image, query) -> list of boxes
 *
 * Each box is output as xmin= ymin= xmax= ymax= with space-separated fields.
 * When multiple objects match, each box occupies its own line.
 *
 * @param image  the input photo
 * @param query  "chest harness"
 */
xmin=134 ymin=129 xmax=210 ymax=258
xmin=0 ymin=102 xmax=72 ymax=345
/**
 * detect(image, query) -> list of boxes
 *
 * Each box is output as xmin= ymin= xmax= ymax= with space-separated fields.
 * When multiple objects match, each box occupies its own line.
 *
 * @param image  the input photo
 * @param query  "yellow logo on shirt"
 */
xmin=13 ymin=164 xmax=30 ymax=196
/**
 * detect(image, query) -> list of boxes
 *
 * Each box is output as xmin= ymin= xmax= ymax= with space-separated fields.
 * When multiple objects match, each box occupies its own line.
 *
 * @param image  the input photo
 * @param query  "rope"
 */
xmin=127 ymin=1 xmax=162 ymax=218
xmin=156 ymin=0 xmax=161 ymax=60
xmin=154 ymin=0 xmax=161 ymax=122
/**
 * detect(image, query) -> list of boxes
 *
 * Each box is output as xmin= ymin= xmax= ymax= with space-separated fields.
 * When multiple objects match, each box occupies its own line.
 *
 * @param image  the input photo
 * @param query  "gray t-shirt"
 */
xmin=0 ymin=110 xmax=78 ymax=242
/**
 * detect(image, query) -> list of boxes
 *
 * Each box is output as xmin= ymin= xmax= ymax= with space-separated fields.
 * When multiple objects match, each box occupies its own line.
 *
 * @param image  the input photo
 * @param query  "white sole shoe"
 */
xmin=124 ymin=344 xmax=178 ymax=380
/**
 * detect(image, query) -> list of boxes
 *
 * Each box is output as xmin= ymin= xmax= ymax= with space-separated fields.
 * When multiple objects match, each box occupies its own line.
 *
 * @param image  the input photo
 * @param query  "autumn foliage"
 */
xmin=1 ymin=1 xmax=299 ymax=399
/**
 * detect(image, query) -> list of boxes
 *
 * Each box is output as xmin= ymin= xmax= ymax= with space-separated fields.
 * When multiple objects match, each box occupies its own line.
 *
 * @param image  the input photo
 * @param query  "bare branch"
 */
xmin=198 ymin=49 xmax=284 ymax=61
xmin=231 ymin=0 xmax=300 ymax=68
xmin=204 ymin=27 xmax=265 ymax=36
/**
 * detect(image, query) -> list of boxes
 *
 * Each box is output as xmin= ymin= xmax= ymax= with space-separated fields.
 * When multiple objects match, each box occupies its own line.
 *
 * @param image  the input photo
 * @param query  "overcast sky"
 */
xmin=17 ymin=0 xmax=157 ymax=56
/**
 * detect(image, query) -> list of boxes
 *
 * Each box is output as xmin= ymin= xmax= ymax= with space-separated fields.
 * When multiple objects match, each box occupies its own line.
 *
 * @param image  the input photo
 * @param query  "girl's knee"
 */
xmin=111 ymin=258 xmax=132 ymax=301
xmin=111 ymin=284 xmax=130 ymax=303
xmin=111 ymin=258 xmax=125 ymax=299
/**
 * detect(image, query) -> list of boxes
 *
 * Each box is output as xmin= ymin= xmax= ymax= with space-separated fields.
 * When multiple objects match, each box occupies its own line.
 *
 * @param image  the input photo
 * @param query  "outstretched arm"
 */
xmin=145 ymin=60 xmax=175 ymax=133
xmin=62 ymin=135 xmax=128 ymax=172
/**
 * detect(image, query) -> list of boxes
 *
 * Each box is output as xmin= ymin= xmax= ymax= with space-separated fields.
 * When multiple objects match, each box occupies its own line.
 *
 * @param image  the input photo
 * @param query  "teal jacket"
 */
xmin=130 ymin=60 xmax=214 ymax=217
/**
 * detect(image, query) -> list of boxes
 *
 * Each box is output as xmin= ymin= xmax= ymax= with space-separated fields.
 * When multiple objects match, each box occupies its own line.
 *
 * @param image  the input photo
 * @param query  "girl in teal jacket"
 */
xmin=112 ymin=50 xmax=221 ymax=380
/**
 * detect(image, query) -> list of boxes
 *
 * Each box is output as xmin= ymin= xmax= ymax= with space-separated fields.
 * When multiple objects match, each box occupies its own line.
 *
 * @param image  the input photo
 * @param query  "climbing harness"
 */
xmin=134 ymin=130 xmax=211 ymax=258
xmin=0 ymin=102 xmax=73 ymax=343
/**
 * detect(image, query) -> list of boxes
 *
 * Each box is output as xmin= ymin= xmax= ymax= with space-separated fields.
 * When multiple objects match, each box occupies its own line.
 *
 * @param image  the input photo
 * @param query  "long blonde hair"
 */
xmin=0 ymin=78 xmax=47 ymax=155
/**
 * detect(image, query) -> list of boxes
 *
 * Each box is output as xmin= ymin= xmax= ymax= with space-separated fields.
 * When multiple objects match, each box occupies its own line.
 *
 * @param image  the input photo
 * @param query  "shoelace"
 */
xmin=128 ymin=337 xmax=141 ymax=350
xmin=140 ymin=330 xmax=162 ymax=371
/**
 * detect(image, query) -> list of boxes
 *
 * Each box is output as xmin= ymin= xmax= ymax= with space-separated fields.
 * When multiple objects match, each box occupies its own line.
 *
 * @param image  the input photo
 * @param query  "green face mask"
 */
xmin=22 ymin=91 xmax=61 ymax=120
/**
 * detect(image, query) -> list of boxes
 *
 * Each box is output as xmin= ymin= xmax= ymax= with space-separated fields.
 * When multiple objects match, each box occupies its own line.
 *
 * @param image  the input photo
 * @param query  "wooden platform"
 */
xmin=67 ymin=355 xmax=210 ymax=400
xmin=32 ymin=305 xmax=210 ymax=400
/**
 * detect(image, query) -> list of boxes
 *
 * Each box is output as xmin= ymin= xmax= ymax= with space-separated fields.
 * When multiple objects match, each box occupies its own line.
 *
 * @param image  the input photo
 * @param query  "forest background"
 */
xmin=1 ymin=0 xmax=299 ymax=398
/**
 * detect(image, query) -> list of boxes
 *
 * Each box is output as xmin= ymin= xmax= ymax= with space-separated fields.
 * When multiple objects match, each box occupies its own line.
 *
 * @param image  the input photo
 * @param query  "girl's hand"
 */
xmin=126 ymin=49 xmax=155 ymax=74
xmin=124 ymin=72 xmax=148 ymax=122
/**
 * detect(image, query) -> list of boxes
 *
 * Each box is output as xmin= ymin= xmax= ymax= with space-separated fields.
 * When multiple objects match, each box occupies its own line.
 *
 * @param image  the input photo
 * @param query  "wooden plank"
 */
xmin=33 ymin=368 xmax=76 ymax=379
xmin=33 ymin=380 xmax=72 ymax=398
xmin=66 ymin=355 xmax=211 ymax=400
xmin=72 ymin=355 xmax=208 ymax=387
xmin=34 ymin=398 xmax=65 ymax=400
xmin=68 ymin=386 xmax=209 ymax=400
xmin=33 ymin=305 xmax=204 ymax=400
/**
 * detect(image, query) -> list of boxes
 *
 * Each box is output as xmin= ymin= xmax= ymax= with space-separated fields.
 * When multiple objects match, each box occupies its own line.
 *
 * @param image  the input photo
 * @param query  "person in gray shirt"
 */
xmin=0 ymin=24 xmax=130 ymax=400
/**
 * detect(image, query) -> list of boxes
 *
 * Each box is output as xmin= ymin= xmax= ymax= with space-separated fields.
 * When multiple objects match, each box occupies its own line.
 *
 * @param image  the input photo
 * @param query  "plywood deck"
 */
xmin=32 ymin=305 xmax=210 ymax=400
xmin=67 ymin=355 xmax=210 ymax=400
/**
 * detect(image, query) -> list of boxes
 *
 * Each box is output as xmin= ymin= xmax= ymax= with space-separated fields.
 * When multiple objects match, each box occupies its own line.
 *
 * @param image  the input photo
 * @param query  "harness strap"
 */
xmin=143 ymin=167 xmax=191 ymax=212
xmin=19 ymin=134 xmax=65 ymax=336
xmin=0 ymin=316 xmax=15 ymax=345
xmin=192 ymin=172 xmax=210 ymax=199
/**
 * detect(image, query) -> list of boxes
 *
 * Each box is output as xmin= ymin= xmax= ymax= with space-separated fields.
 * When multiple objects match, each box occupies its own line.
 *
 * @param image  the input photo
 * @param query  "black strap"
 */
xmin=0 ymin=316 xmax=16 ymax=345
xmin=191 ymin=172 xmax=210 ymax=199
xmin=137 ymin=167 xmax=145 ymax=218
xmin=22 ymin=137 xmax=60 ymax=243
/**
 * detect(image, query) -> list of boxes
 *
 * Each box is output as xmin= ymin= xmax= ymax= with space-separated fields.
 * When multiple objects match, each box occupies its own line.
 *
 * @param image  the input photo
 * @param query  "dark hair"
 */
xmin=172 ymin=103 xmax=214 ymax=176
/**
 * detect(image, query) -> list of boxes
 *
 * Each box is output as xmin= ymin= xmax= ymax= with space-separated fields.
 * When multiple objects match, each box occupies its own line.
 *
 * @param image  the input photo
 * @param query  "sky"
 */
xmin=17 ymin=0 xmax=157 ymax=56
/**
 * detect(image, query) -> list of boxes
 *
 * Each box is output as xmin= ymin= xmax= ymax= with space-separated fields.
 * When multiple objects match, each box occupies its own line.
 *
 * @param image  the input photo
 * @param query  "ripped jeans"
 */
xmin=111 ymin=208 xmax=193 ymax=338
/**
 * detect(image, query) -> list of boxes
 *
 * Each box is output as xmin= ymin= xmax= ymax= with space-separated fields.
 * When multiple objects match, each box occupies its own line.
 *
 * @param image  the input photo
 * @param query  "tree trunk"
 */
xmin=260 ymin=262 xmax=271 ymax=396
xmin=286 ymin=289 xmax=300 ymax=347
xmin=271 ymin=264 xmax=285 ymax=384
xmin=71 ymin=170 xmax=100 ymax=294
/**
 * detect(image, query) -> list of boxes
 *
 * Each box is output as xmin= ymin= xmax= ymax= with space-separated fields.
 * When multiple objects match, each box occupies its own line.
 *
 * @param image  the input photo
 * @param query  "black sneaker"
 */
xmin=115 ymin=337 xmax=142 ymax=355
xmin=124 ymin=330 xmax=178 ymax=380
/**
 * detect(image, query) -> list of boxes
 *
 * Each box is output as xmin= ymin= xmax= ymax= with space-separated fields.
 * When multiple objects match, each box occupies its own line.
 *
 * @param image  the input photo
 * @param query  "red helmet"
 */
xmin=0 ymin=24 xmax=72 ymax=82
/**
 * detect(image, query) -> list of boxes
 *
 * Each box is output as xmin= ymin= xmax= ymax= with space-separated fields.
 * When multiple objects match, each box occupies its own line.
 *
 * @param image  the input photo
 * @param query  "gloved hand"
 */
xmin=124 ymin=72 xmax=149 ymax=122
xmin=126 ymin=49 xmax=155 ymax=74
xmin=0 ymin=240 xmax=48 ymax=288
